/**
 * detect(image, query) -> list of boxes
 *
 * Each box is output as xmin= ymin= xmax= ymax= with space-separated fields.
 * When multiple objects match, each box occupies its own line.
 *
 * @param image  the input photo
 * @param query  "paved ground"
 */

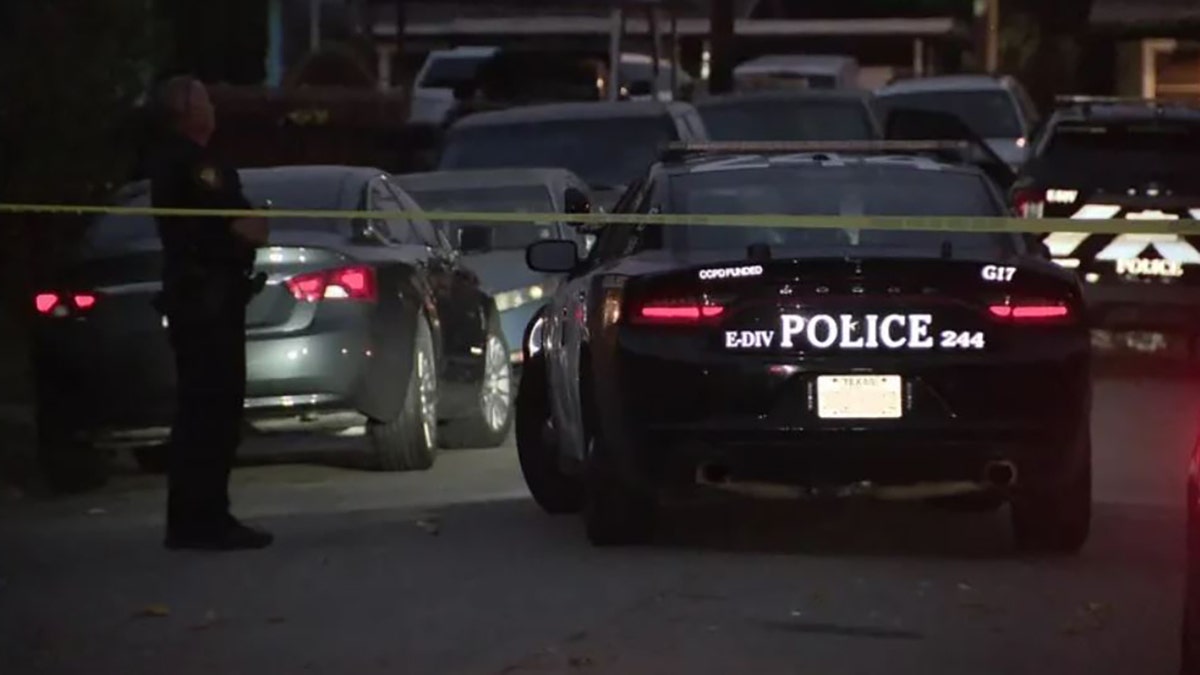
xmin=0 ymin=373 xmax=1193 ymax=675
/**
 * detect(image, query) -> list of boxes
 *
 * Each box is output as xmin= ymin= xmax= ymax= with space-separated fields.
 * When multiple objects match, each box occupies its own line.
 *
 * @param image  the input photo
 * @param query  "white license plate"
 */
xmin=816 ymin=375 xmax=903 ymax=419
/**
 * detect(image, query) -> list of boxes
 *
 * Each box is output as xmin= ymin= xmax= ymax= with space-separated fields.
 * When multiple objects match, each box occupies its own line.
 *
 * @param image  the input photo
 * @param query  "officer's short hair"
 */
xmin=154 ymin=75 xmax=201 ymax=127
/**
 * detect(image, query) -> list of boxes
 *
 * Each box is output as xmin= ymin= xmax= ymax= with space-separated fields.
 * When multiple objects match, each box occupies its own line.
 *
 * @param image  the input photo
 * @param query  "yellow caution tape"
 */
xmin=2 ymin=202 xmax=1200 ymax=235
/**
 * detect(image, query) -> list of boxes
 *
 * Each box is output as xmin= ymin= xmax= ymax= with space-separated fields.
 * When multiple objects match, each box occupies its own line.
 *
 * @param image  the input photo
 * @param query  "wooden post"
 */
xmin=985 ymin=0 xmax=1000 ymax=73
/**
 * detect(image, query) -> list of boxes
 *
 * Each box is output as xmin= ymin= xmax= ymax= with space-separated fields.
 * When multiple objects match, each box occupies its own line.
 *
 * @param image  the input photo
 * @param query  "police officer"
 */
xmin=149 ymin=75 xmax=272 ymax=551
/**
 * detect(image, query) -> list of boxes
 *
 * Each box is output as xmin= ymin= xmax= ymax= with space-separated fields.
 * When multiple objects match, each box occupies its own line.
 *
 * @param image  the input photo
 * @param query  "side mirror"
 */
xmin=458 ymin=225 xmax=492 ymax=254
xmin=526 ymin=239 xmax=579 ymax=273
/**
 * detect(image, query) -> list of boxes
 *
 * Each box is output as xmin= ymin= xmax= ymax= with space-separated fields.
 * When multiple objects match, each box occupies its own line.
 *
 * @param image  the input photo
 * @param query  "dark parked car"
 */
xmin=393 ymin=167 xmax=595 ymax=371
xmin=33 ymin=165 xmax=512 ymax=490
xmin=694 ymin=89 xmax=883 ymax=142
xmin=516 ymin=142 xmax=1091 ymax=550
xmin=437 ymin=100 xmax=709 ymax=210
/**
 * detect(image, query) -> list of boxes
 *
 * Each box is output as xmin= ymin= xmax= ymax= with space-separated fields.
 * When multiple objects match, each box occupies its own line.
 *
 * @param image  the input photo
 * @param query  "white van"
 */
xmin=408 ymin=46 xmax=499 ymax=125
xmin=733 ymin=55 xmax=860 ymax=91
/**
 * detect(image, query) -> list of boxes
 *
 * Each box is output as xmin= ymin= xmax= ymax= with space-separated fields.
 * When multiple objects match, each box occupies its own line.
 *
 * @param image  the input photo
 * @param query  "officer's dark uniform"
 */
xmin=148 ymin=132 xmax=257 ymax=542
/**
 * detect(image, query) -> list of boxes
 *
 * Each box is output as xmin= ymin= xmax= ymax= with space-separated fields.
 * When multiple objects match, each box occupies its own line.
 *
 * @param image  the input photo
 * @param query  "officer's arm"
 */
xmin=218 ymin=169 xmax=270 ymax=247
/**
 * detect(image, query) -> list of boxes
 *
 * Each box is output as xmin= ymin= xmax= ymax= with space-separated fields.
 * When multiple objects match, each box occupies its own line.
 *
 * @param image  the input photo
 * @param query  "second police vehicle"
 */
xmin=1014 ymin=96 xmax=1200 ymax=358
xmin=516 ymin=141 xmax=1092 ymax=552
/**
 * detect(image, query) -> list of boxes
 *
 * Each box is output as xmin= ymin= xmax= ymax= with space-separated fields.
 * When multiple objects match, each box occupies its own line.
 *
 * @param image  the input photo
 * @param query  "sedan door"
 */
xmin=385 ymin=180 xmax=490 ymax=416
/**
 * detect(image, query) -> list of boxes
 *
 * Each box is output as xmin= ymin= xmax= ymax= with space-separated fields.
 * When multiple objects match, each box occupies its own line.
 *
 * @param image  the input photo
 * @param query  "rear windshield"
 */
xmin=86 ymin=175 xmax=351 ymax=250
xmin=439 ymin=116 xmax=678 ymax=189
xmin=698 ymin=99 xmax=876 ymax=141
xmin=405 ymin=184 xmax=558 ymax=249
xmin=419 ymin=55 xmax=490 ymax=89
xmin=1038 ymin=120 xmax=1200 ymax=172
xmin=665 ymin=164 xmax=1012 ymax=256
xmin=877 ymin=90 xmax=1022 ymax=138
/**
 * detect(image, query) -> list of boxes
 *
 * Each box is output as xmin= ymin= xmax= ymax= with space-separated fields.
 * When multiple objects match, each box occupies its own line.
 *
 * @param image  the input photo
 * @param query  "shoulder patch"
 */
xmin=196 ymin=165 xmax=221 ymax=189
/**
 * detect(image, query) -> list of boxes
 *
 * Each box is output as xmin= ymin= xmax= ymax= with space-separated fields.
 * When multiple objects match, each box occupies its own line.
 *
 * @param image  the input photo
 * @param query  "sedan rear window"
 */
xmin=439 ymin=116 xmax=679 ymax=190
xmin=665 ymin=164 xmax=1012 ymax=256
xmin=1038 ymin=120 xmax=1200 ymax=174
xmin=877 ymin=90 xmax=1022 ymax=139
xmin=86 ymin=174 xmax=352 ymax=250
xmin=698 ymin=99 xmax=876 ymax=141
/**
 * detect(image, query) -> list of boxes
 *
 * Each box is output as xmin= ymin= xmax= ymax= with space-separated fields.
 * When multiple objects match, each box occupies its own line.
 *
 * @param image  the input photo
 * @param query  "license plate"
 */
xmin=816 ymin=375 xmax=902 ymax=419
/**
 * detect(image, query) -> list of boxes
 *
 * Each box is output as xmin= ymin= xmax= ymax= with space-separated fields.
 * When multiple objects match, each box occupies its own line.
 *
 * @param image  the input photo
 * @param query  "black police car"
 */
xmin=1013 ymin=96 xmax=1200 ymax=357
xmin=516 ymin=141 xmax=1092 ymax=551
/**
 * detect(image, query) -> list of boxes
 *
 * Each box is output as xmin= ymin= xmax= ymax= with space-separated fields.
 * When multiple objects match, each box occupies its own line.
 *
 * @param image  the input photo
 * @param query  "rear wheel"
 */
xmin=36 ymin=412 xmax=109 ymax=493
xmin=515 ymin=356 xmax=582 ymax=514
xmin=583 ymin=430 xmax=656 ymax=546
xmin=133 ymin=444 xmax=168 ymax=474
xmin=440 ymin=322 xmax=514 ymax=449
xmin=1010 ymin=430 xmax=1092 ymax=555
xmin=367 ymin=316 xmax=438 ymax=471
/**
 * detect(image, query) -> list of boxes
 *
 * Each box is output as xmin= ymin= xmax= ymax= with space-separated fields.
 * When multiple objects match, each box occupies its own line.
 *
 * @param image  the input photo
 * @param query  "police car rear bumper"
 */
xmin=647 ymin=427 xmax=1075 ymax=491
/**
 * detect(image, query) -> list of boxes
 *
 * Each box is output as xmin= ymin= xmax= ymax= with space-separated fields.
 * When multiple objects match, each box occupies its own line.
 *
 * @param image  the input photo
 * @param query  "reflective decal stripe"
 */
xmin=1094 ymin=233 xmax=1200 ymax=264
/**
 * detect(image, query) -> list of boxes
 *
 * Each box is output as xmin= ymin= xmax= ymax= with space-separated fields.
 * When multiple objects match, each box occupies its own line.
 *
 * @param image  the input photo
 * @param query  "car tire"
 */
xmin=515 ymin=356 xmax=582 ymax=515
xmin=582 ymin=430 xmax=656 ymax=547
xmin=36 ymin=413 xmax=109 ymax=494
xmin=440 ymin=319 xmax=514 ymax=449
xmin=1010 ymin=430 xmax=1092 ymax=555
xmin=367 ymin=315 xmax=438 ymax=472
xmin=133 ymin=445 xmax=169 ymax=474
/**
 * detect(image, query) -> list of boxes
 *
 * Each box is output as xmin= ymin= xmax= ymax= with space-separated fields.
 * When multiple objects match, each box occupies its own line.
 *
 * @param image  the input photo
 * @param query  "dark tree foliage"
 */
xmin=0 ymin=0 xmax=160 ymax=311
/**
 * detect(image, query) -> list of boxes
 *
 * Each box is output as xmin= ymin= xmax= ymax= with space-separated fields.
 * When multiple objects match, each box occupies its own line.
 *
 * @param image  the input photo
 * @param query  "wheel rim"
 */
xmin=481 ymin=334 xmax=512 ymax=432
xmin=417 ymin=342 xmax=437 ymax=448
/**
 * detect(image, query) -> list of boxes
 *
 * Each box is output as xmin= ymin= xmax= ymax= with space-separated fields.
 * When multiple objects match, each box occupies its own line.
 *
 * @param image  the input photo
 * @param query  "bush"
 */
xmin=0 ymin=0 xmax=159 ymax=299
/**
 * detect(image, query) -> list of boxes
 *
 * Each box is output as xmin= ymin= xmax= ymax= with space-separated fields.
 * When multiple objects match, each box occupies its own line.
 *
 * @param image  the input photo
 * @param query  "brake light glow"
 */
xmin=287 ymin=266 xmax=377 ymax=303
xmin=35 ymin=293 xmax=59 ymax=314
xmin=631 ymin=297 xmax=726 ymax=325
xmin=988 ymin=300 xmax=1071 ymax=322
xmin=35 ymin=291 xmax=101 ymax=316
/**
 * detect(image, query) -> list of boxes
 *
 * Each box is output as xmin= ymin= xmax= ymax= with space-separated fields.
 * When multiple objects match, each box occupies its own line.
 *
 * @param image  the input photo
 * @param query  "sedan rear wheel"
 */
xmin=367 ymin=316 xmax=438 ymax=471
xmin=440 ymin=321 xmax=514 ymax=449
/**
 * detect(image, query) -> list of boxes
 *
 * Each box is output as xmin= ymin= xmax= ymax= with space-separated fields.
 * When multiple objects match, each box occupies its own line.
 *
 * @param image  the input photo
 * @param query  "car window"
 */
xmin=665 ymin=163 xmax=1015 ymax=257
xmin=389 ymin=184 xmax=444 ymax=249
xmin=86 ymin=175 xmax=350 ymax=250
xmin=698 ymin=99 xmax=877 ymax=141
xmin=1036 ymin=119 xmax=1200 ymax=178
xmin=877 ymin=90 xmax=1023 ymax=138
xmin=403 ymin=184 xmax=558 ymax=250
xmin=439 ymin=115 xmax=680 ymax=189
xmin=370 ymin=183 xmax=419 ymax=245
xmin=418 ymin=55 xmax=490 ymax=89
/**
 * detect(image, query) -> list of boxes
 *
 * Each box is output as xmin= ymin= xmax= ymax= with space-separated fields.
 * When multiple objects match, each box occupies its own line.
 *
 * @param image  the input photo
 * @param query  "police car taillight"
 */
xmin=35 ymin=291 xmax=99 ymax=317
xmin=287 ymin=266 xmax=377 ymax=303
xmin=988 ymin=298 xmax=1072 ymax=323
xmin=629 ymin=297 xmax=726 ymax=326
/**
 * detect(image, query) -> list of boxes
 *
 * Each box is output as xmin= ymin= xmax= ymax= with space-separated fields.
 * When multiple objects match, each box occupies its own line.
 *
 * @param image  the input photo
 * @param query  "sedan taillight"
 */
xmin=287 ymin=266 xmax=377 ymax=303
